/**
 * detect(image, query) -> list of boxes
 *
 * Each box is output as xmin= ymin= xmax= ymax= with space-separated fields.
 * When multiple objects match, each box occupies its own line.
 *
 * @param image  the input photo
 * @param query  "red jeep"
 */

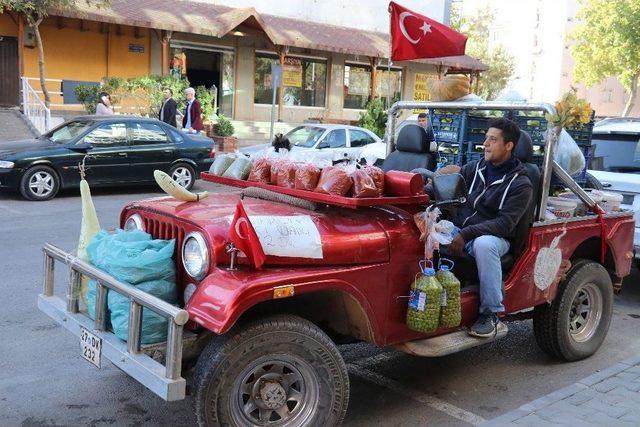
xmin=38 ymin=102 xmax=635 ymax=426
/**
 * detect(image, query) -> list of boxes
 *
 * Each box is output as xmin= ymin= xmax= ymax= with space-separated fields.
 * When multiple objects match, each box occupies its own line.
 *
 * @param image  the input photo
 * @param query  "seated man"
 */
xmin=442 ymin=118 xmax=532 ymax=337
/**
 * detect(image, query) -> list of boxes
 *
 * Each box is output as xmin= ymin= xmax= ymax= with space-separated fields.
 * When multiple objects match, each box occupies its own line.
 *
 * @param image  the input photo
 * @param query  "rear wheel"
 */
xmin=533 ymin=259 xmax=613 ymax=361
xmin=193 ymin=314 xmax=349 ymax=426
xmin=169 ymin=163 xmax=195 ymax=191
xmin=19 ymin=165 xmax=60 ymax=201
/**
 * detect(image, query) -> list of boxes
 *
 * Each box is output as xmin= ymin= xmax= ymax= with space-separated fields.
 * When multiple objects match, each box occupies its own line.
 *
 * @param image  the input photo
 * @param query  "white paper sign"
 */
xmin=247 ymin=215 xmax=324 ymax=259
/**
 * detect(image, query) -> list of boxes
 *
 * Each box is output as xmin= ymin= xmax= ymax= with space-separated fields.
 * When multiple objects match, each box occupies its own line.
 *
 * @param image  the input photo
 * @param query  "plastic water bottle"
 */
xmin=406 ymin=260 xmax=443 ymax=333
xmin=436 ymin=258 xmax=462 ymax=328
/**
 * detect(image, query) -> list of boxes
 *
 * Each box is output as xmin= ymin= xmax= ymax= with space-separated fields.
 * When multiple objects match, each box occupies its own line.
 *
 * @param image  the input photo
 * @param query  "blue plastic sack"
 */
xmin=86 ymin=229 xmax=177 ymax=344
xmin=87 ymin=229 xmax=176 ymax=284
xmin=109 ymin=279 xmax=178 ymax=344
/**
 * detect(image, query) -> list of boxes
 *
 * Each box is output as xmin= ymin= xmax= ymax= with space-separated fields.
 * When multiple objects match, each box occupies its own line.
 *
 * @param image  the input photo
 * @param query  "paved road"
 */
xmin=0 ymin=181 xmax=639 ymax=426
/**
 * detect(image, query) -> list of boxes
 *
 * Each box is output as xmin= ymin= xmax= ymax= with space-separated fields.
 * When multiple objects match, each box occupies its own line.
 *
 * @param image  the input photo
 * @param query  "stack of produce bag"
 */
xmin=406 ymin=260 xmax=443 ymax=333
xmin=222 ymin=154 xmax=252 ymax=180
xmin=86 ymin=229 xmax=177 ymax=345
xmin=210 ymin=153 xmax=236 ymax=176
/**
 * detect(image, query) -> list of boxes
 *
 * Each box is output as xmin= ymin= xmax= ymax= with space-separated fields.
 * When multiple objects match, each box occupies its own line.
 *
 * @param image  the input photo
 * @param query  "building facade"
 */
xmin=0 ymin=0 xmax=484 ymax=125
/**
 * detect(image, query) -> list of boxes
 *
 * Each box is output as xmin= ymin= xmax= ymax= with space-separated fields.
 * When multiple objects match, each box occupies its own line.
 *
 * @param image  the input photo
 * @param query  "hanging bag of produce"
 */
xmin=406 ymin=260 xmax=443 ymax=333
xmin=436 ymin=258 xmax=462 ymax=328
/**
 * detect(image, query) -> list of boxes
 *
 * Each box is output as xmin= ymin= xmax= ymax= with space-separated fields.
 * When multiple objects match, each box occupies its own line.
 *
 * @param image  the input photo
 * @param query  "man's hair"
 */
xmin=163 ymin=87 xmax=173 ymax=95
xmin=417 ymin=112 xmax=428 ymax=119
xmin=489 ymin=118 xmax=521 ymax=146
xmin=185 ymin=87 xmax=195 ymax=95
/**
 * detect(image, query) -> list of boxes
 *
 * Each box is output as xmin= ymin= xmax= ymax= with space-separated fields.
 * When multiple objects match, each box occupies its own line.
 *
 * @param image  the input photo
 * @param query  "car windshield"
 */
xmin=45 ymin=121 xmax=94 ymax=144
xmin=286 ymin=126 xmax=325 ymax=148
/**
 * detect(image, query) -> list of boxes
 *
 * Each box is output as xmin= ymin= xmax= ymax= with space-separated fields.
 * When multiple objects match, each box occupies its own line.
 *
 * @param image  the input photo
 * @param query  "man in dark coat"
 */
xmin=442 ymin=118 xmax=532 ymax=337
xmin=182 ymin=87 xmax=204 ymax=133
xmin=158 ymin=88 xmax=177 ymax=127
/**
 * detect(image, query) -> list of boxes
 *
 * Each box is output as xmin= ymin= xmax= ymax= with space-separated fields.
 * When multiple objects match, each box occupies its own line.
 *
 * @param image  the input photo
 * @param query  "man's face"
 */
xmin=185 ymin=91 xmax=194 ymax=101
xmin=417 ymin=116 xmax=428 ymax=128
xmin=163 ymin=89 xmax=172 ymax=99
xmin=484 ymin=127 xmax=513 ymax=164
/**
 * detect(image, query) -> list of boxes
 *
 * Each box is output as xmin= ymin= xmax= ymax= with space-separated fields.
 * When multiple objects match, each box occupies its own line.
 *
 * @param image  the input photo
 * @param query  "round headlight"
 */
xmin=182 ymin=232 xmax=209 ymax=280
xmin=124 ymin=214 xmax=145 ymax=232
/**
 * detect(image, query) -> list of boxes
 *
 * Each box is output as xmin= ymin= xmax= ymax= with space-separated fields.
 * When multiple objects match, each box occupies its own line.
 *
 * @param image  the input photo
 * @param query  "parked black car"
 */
xmin=0 ymin=116 xmax=215 ymax=200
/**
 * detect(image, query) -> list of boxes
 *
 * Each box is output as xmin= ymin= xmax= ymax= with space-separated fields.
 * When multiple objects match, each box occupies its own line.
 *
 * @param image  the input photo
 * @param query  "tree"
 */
xmin=570 ymin=0 xmax=640 ymax=117
xmin=450 ymin=5 xmax=515 ymax=100
xmin=0 ymin=0 xmax=108 ymax=108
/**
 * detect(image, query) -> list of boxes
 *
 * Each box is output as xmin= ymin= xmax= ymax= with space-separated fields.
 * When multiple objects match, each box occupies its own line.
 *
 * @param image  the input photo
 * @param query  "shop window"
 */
xmin=255 ymin=54 xmax=327 ymax=107
xmin=344 ymin=64 xmax=402 ymax=109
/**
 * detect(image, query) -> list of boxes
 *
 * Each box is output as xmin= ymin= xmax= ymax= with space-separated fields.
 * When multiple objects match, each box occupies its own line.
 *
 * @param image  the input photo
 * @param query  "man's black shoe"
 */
xmin=469 ymin=311 xmax=501 ymax=338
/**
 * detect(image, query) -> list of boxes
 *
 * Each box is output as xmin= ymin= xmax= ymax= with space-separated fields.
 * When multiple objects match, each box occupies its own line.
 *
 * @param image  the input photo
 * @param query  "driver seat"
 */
xmin=443 ymin=131 xmax=540 ymax=281
xmin=381 ymin=124 xmax=437 ymax=173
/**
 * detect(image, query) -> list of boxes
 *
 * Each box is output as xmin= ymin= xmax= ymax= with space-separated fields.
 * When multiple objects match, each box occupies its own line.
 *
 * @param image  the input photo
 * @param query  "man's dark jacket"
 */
xmin=454 ymin=157 xmax=533 ymax=243
xmin=158 ymin=98 xmax=177 ymax=127
xmin=182 ymin=99 xmax=204 ymax=132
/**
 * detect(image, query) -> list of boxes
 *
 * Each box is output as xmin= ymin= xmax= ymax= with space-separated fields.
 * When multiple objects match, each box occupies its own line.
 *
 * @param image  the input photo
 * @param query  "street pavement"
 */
xmin=0 ymin=181 xmax=639 ymax=426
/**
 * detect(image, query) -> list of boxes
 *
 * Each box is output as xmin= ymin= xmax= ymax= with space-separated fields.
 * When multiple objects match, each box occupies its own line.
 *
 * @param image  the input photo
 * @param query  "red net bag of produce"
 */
xmin=295 ymin=163 xmax=321 ymax=190
xmin=248 ymin=158 xmax=271 ymax=183
xmin=276 ymin=161 xmax=297 ymax=188
xmin=351 ymin=169 xmax=379 ymax=198
xmin=363 ymin=165 xmax=385 ymax=196
xmin=314 ymin=166 xmax=353 ymax=196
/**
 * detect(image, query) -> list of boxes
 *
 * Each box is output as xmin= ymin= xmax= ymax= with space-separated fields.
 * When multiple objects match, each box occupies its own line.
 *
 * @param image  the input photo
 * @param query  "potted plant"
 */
xmin=212 ymin=115 xmax=237 ymax=152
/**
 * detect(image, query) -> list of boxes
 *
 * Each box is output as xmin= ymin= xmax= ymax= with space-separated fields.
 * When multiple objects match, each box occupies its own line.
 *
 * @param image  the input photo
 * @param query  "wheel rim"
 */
xmin=171 ymin=167 xmax=192 ymax=188
xmin=568 ymin=282 xmax=603 ymax=343
xmin=29 ymin=171 xmax=54 ymax=197
xmin=231 ymin=355 xmax=319 ymax=426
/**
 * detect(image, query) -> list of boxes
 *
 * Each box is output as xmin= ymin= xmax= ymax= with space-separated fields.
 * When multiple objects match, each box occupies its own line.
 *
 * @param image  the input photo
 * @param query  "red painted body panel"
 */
xmin=120 ymin=192 xmax=635 ymax=347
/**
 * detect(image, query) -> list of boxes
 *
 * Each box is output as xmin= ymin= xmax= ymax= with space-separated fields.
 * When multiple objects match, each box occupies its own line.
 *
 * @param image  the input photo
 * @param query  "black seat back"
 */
xmin=382 ymin=124 xmax=436 ymax=172
xmin=511 ymin=130 xmax=540 ymax=258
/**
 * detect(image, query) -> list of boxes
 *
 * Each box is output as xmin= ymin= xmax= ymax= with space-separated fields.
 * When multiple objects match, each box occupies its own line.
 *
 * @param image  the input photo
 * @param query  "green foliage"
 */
xmin=74 ymin=84 xmax=100 ymax=114
xmin=570 ymin=0 xmax=640 ymax=115
xmin=195 ymin=86 xmax=215 ymax=123
xmin=450 ymin=5 xmax=515 ymax=100
xmin=358 ymin=98 xmax=387 ymax=138
xmin=214 ymin=115 xmax=234 ymax=137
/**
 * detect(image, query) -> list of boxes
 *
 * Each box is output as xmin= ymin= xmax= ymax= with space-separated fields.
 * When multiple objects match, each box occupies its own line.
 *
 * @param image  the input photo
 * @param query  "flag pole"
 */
xmin=387 ymin=7 xmax=392 ymax=110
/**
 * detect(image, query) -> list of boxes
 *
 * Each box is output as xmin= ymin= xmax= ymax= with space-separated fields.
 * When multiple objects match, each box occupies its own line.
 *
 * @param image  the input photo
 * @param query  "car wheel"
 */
xmin=584 ymin=172 xmax=604 ymax=190
xmin=193 ymin=314 xmax=350 ymax=427
xmin=19 ymin=165 xmax=60 ymax=201
xmin=533 ymin=259 xmax=613 ymax=361
xmin=169 ymin=163 xmax=195 ymax=191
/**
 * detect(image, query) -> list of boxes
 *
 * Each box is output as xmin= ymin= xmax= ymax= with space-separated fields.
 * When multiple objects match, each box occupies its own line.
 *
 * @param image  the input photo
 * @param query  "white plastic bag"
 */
xmin=553 ymin=129 xmax=585 ymax=177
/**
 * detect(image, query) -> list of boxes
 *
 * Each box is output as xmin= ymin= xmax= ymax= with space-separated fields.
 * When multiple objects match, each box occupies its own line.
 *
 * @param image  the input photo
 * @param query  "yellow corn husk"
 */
xmin=78 ymin=178 xmax=100 ymax=306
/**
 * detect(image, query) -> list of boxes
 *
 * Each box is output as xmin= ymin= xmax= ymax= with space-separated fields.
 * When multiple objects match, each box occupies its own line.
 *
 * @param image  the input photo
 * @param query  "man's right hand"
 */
xmin=436 ymin=165 xmax=461 ymax=175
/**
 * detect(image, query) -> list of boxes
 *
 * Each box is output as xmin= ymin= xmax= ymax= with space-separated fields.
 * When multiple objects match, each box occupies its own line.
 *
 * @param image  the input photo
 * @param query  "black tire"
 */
xmin=584 ymin=172 xmax=604 ymax=190
xmin=533 ymin=259 xmax=613 ymax=361
xmin=19 ymin=165 xmax=60 ymax=201
xmin=169 ymin=163 xmax=196 ymax=191
xmin=193 ymin=314 xmax=349 ymax=427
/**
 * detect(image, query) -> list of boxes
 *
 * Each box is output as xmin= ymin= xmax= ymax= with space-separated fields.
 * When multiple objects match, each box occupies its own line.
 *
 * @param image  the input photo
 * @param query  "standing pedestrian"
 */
xmin=95 ymin=92 xmax=114 ymax=116
xmin=182 ymin=87 xmax=203 ymax=133
xmin=417 ymin=112 xmax=437 ymax=153
xmin=158 ymin=88 xmax=177 ymax=127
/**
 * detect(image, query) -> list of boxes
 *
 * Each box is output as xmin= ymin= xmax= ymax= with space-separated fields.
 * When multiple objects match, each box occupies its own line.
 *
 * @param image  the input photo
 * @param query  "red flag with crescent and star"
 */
xmin=229 ymin=200 xmax=266 ymax=269
xmin=389 ymin=1 xmax=467 ymax=61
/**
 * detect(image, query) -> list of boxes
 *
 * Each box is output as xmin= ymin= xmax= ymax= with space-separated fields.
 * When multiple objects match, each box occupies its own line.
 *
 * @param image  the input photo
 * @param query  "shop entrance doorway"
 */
xmin=170 ymin=43 xmax=235 ymax=118
xmin=0 ymin=36 xmax=19 ymax=106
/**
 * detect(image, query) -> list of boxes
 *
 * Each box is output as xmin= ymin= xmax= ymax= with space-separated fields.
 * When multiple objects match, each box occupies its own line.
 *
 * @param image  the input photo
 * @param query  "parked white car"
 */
xmin=241 ymin=124 xmax=386 ymax=163
xmin=588 ymin=117 xmax=640 ymax=262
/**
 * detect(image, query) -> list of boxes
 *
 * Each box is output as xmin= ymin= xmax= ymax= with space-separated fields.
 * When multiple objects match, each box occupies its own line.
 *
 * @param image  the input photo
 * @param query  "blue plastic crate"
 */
xmin=566 ymin=113 xmax=595 ymax=147
xmin=437 ymin=142 xmax=466 ymax=167
xmin=464 ymin=111 xmax=510 ymax=144
xmin=429 ymin=110 xmax=463 ymax=143
xmin=512 ymin=112 xmax=548 ymax=146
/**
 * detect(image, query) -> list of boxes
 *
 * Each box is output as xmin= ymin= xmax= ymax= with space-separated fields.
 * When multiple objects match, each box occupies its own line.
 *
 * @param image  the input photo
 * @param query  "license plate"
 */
xmin=80 ymin=327 xmax=102 ymax=368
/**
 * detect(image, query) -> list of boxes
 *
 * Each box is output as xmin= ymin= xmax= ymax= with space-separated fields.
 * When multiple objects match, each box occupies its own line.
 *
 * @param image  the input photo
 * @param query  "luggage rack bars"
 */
xmin=39 ymin=243 xmax=190 ymax=400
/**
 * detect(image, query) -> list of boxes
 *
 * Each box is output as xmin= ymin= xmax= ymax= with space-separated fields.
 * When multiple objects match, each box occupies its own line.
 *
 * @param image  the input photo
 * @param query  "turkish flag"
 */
xmin=229 ymin=200 xmax=266 ymax=269
xmin=389 ymin=1 xmax=467 ymax=61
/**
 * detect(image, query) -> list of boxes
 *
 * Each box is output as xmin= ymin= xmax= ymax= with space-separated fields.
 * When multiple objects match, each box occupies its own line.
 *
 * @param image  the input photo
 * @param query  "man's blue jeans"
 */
xmin=451 ymin=227 xmax=510 ymax=313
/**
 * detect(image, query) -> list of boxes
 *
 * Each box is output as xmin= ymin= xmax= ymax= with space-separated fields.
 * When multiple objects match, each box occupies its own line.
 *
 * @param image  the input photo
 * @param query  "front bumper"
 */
xmin=37 ymin=243 xmax=190 ymax=401
xmin=0 ymin=167 xmax=22 ymax=189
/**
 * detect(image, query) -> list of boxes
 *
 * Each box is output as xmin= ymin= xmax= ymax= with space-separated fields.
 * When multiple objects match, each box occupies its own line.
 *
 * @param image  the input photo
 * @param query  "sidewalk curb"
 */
xmin=482 ymin=355 xmax=640 ymax=426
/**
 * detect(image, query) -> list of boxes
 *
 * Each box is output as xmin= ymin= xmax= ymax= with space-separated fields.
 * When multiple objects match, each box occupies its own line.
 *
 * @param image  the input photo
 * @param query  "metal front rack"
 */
xmin=384 ymin=101 xmax=599 ymax=221
xmin=37 ymin=243 xmax=190 ymax=401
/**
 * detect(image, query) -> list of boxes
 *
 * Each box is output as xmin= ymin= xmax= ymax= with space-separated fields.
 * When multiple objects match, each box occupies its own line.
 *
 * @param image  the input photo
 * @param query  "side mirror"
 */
xmin=433 ymin=173 xmax=467 ymax=202
xmin=70 ymin=142 xmax=93 ymax=153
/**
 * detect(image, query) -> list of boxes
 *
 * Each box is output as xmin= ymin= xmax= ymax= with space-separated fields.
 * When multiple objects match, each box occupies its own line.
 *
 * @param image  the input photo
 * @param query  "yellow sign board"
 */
xmin=282 ymin=57 xmax=302 ymax=88
xmin=413 ymin=73 xmax=435 ymax=113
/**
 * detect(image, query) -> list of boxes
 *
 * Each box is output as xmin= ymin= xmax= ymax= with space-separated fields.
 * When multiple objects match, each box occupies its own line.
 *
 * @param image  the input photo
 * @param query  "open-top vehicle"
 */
xmin=38 ymin=102 xmax=635 ymax=426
